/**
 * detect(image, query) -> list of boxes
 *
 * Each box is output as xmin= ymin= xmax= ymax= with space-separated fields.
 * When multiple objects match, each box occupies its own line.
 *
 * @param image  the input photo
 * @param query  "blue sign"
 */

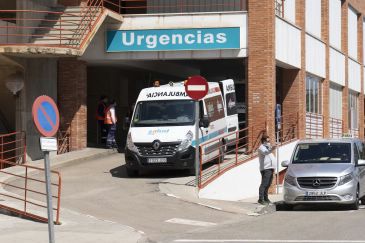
xmin=106 ymin=27 xmax=241 ymax=52
xmin=32 ymin=96 xmax=60 ymax=137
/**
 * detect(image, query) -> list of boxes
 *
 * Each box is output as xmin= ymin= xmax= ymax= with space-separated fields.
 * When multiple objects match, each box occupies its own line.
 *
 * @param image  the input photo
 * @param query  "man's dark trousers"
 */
xmin=259 ymin=169 xmax=274 ymax=200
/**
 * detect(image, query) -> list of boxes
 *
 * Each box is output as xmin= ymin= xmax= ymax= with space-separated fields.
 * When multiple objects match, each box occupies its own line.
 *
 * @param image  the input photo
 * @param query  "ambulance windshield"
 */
xmin=132 ymin=100 xmax=195 ymax=127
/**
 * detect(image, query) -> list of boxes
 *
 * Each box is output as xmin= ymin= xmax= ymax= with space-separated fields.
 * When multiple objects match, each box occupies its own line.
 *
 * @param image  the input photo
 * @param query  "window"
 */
xmin=329 ymin=83 xmax=342 ymax=119
xmin=293 ymin=143 xmax=351 ymax=164
xmin=348 ymin=91 xmax=359 ymax=130
xmin=204 ymin=95 xmax=225 ymax=123
xmin=306 ymin=75 xmax=322 ymax=114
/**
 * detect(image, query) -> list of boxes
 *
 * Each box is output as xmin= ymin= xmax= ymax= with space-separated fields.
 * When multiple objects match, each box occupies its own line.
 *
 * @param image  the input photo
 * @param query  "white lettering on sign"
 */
xmin=40 ymin=137 xmax=58 ymax=152
xmin=146 ymin=91 xmax=188 ymax=98
xmin=187 ymin=85 xmax=206 ymax=91
xmin=121 ymin=31 xmax=227 ymax=49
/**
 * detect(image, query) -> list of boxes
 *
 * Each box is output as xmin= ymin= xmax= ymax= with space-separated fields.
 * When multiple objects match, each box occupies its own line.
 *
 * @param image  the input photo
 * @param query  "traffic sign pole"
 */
xmin=185 ymin=76 xmax=209 ymax=191
xmin=195 ymin=101 xmax=200 ymax=190
xmin=44 ymin=151 xmax=55 ymax=243
xmin=32 ymin=96 xmax=59 ymax=243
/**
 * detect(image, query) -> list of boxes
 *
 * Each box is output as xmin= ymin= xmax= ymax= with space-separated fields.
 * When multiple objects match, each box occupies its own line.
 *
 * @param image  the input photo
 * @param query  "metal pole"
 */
xmin=44 ymin=151 xmax=55 ymax=243
xmin=276 ymin=131 xmax=280 ymax=194
xmin=195 ymin=101 xmax=200 ymax=192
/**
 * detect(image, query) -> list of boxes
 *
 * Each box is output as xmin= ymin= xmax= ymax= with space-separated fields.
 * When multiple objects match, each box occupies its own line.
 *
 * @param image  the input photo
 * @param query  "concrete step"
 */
xmin=31 ymin=39 xmax=77 ymax=45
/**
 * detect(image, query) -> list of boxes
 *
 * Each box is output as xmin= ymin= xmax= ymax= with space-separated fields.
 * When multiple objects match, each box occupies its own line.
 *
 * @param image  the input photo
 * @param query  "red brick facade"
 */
xmin=58 ymin=58 xmax=87 ymax=151
xmin=247 ymin=0 xmax=276 ymax=145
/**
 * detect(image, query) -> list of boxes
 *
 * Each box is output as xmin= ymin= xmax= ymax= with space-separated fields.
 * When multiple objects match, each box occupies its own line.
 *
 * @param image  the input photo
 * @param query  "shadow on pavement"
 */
xmin=109 ymin=165 xmax=192 ymax=179
xmin=276 ymin=202 xmax=365 ymax=212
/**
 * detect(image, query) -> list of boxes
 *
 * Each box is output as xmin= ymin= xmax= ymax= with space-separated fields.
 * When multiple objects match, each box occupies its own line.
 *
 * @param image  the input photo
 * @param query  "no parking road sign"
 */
xmin=185 ymin=75 xmax=209 ymax=101
xmin=32 ymin=95 xmax=60 ymax=137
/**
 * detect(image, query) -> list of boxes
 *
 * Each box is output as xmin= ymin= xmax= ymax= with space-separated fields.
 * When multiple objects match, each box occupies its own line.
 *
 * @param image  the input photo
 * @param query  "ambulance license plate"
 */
xmin=147 ymin=158 xmax=167 ymax=163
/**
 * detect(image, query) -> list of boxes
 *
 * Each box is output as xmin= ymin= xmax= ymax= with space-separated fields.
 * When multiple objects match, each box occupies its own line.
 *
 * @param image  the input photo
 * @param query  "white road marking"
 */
xmin=197 ymin=203 xmax=222 ymax=211
xmin=166 ymin=193 xmax=180 ymax=199
xmin=187 ymin=85 xmax=206 ymax=91
xmin=165 ymin=218 xmax=217 ymax=227
xmin=174 ymin=240 xmax=365 ymax=243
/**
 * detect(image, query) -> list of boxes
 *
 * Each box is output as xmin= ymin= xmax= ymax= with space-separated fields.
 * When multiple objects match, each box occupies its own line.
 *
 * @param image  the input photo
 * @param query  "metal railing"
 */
xmin=198 ymin=124 xmax=266 ymax=189
xmin=0 ymin=131 xmax=26 ymax=169
xmin=329 ymin=117 xmax=343 ymax=138
xmin=103 ymin=0 xmax=247 ymax=14
xmin=0 ymin=159 xmax=62 ymax=224
xmin=0 ymin=10 xmax=82 ymax=48
xmin=277 ymin=112 xmax=299 ymax=145
xmin=57 ymin=125 xmax=71 ymax=155
xmin=305 ymin=112 xmax=324 ymax=139
xmin=0 ymin=0 xmax=106 ymax=49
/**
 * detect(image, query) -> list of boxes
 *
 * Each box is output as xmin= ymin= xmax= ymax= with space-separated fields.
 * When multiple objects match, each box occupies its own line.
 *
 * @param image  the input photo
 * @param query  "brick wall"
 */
xmin=358 ymin=11 xmax=364 ymax=138
xmin=58 ymin=58 xmax=87 ymax=151
xmin=247 ymin=0 xmax=276 ymax=146
xmin=342 ymin=1 xmax=349 ymax=133
xmin=322 ymin=0 xmax=330 ymax=138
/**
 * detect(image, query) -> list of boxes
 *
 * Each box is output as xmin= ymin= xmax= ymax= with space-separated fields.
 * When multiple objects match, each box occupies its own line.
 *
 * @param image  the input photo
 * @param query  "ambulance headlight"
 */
xmin=178 ymin=131 xmax=193 ymax=151
xmin=126 ymin=132 xmax=139 ymax=154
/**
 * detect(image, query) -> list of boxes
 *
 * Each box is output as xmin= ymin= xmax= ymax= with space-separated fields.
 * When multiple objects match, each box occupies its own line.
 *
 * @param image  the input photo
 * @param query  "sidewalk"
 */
xmin=0 ymin=148 xmax=144 ymax=243
xmin=159 ymin=176 xmax=283 ymax=216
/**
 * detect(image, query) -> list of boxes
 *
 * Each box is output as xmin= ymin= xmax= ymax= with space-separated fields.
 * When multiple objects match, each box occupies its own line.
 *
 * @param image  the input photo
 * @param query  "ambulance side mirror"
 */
xmin=200 ymin=116 xmax=210 ymax=128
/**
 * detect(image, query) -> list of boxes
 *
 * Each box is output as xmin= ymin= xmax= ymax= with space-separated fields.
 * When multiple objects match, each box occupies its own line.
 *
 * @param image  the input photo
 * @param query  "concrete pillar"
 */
xmin=58 ymin=58 xmax=87 ymax=151
xmin=247 ymin=0 xmax=276 ymax=149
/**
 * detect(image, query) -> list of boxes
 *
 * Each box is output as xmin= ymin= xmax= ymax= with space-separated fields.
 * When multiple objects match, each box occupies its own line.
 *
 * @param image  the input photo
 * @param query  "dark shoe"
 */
xmin=257 ymin=199 xmax=268 ymax=205
xmin=265 ymin=199 xmax=272 ymax=204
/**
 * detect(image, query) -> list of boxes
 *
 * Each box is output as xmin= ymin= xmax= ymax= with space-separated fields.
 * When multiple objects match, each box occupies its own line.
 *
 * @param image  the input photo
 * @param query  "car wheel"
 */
xmin=126 ymin=168 xmax=139 ymax=177
xmin=349 ymin=187 xmax=360 ymax=210
xmin=361 ymin=196 xmax=365 ymax=205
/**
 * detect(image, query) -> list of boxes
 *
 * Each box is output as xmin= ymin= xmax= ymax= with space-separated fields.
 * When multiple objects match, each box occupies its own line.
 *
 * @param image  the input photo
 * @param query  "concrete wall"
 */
xmin=15 ymin=57 xmax=58 ymax=161
xmin=16 ymin=0 xmax=58 ymax=43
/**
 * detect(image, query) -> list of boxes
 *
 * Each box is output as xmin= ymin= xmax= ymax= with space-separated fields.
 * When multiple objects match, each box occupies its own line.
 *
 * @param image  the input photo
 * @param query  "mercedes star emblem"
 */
xmin=312 ymin=179 xmax=321 ymax=187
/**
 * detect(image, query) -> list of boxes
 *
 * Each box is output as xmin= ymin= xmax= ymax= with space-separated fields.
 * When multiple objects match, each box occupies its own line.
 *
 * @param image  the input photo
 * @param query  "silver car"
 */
xmin=282 ymin=138 xmax=365 ymax=210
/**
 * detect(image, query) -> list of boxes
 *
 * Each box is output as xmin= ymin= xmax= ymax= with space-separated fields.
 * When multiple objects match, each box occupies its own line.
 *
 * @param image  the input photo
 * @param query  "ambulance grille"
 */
xmin=136 ymin=142 xmax=180 ymax=156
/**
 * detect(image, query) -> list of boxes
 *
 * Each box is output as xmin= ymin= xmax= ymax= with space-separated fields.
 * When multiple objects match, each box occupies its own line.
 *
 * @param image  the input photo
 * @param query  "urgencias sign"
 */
xmin=106 ymin=27 xmax=240 ymax=52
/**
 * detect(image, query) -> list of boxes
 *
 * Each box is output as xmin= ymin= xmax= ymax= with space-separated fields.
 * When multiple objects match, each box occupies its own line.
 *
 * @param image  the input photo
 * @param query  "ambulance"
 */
xmin=124 ymin=80 xmax=238 ymax=176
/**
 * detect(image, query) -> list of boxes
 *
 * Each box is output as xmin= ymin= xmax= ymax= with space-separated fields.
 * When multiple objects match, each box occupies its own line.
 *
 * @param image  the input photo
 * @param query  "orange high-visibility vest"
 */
xmin=104 ymin=106 xmax=117 ymax=125
xmin=96 ymin=102 xmax=106 ymax=121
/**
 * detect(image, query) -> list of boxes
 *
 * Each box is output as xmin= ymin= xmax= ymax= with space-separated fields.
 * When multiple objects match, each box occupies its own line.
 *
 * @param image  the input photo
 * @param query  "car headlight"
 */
xmin=339 ymin=173 xmax=353 ymax=186
xmin=177 ymin=131 xmax=193 ymax=151
xmin=126 ymin=132 xmax=139 ymax=154
xmin=285 ymin=174 xmax=297 ymax=187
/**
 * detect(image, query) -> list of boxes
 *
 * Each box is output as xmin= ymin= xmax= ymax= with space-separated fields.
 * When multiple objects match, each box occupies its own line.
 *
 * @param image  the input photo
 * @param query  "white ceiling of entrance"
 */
xmin=86 ymin=60 xmax=200 ymax=79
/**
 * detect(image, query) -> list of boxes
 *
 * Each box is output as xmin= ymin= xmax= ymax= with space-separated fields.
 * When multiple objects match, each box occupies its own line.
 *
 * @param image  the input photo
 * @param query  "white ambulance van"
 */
xmin=124 ymin=81 xmax=237 ymax=176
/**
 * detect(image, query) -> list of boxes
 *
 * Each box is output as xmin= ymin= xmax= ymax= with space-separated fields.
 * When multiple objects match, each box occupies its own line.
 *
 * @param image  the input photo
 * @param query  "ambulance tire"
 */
xmin=126 ymin=168 xmax=139 ymax=177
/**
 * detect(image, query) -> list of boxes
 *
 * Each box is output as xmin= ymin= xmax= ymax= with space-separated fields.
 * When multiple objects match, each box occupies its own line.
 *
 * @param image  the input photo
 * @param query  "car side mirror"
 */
xmin=281 ymin=160 xmax=290 ymax=167
xmin=357 ymin=159 xmax=365 ymax=166
xmin=199 ymin=116 xmax=210 ymax=128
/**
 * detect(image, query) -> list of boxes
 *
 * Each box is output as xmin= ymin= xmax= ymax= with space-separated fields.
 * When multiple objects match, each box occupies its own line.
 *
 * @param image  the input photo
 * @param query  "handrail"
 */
xmin=0 ymin=158 xmax=62 ymax=224
xmin=0 ymin=131 xmax=26 ymax=169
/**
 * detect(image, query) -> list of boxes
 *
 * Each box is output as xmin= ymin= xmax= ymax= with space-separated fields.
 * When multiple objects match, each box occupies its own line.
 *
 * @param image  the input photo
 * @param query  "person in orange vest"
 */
xmin=104 ymin=99 xmax=118 ymax=149
xmin=96 ymin=95 xmax=108 ymax=144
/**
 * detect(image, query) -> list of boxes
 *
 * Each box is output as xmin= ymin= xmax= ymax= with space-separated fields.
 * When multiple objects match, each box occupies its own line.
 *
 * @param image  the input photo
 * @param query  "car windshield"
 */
xmin=292 ymin=142 xmax=352 ymax=164
xmin=132 ymin=100 xmax=195 ymax=127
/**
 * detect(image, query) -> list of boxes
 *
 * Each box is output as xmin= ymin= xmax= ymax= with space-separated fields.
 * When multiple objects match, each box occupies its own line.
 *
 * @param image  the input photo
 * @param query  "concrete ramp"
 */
xmin=198 ymin=140 xmax=298 ymax=201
